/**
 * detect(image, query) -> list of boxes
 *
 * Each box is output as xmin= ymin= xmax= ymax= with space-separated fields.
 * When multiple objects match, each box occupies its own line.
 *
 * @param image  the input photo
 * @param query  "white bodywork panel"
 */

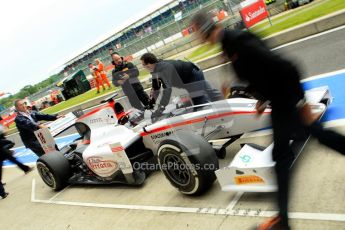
xmin=216 ymin=86 xmax=330 ymax=193
xmin=216 ymin=144 xmax=277 ymax=192
xmin=82 ymin=124 xmax=139 ymax=178
xmin=34 ymin=127 xmax=57 ymax=154
xmin=142 ymin=98 xmax=272 ymax=153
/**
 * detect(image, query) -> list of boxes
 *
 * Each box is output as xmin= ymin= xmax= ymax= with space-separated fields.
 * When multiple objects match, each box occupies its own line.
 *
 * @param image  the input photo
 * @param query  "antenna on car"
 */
xmin=100 ymin=93 xmax=119 ymax=103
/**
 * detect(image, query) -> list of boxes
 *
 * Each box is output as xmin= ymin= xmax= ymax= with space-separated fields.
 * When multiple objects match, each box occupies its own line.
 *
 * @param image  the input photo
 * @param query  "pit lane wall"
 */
xmin=6 ymin=10 xmax=345 ymax=135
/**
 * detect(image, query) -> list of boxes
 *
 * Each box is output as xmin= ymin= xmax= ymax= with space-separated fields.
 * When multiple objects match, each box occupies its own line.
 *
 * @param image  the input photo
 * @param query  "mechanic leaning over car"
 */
xmin=0 ymin=124 xmax=33 ymax=199
xmin=140 ymin=53 xmax=223 ymax=113
xmin=111 ymin=52 xmax=151 ymax=111
xmin=14 ymin=99 xmax=63 ymax=157
xmin=192 ymin=11 xmax=345 ymax=230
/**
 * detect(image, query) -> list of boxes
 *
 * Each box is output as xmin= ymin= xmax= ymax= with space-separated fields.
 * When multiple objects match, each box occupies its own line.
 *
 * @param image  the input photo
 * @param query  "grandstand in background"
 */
xmin=29 ymin=0 xmax=286 ymax=107
xmin=61 ymin=0 xmax=243 ymax=77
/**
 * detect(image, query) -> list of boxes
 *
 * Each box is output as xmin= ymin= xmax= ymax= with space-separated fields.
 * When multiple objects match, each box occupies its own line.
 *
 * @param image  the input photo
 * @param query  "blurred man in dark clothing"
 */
xmin=140 ymin=53 xmax=222 ymax=114
xmin=14 ymin=99 xmax=61 ymax=157
xmin=0 ymin=124 xmax=32 ymax=199
xmin=192 ymin=12 xmax=345 ymax=230
xmin=111 ymin=53 xmax=150 ymax=111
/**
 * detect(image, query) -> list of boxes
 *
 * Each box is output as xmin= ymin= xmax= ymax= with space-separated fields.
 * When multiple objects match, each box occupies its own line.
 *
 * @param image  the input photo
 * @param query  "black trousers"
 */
xmin=122 ymin=83 xmax=150 ymax=111
xmin=25 ymin=139 xmax=45 ymax=157
xmin=0 ymin=147 xmax=30 ymax=182
xmin=271 ymin=108 xmax=345 ymax=226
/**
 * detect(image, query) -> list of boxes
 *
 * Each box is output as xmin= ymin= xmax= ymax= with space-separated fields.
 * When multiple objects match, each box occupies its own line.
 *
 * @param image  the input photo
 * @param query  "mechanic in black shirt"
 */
xmin=111 ymin=53 xmax=151 ymax=111
xmin=140 ymin=53 xmax=222 ymax=111
xmin=192 ymin=12 xmax=345 ymax=230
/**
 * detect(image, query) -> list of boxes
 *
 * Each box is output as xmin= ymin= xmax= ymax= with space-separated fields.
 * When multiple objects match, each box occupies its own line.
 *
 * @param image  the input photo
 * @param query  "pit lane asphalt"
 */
xmin=2 ymin=126 xmax=344 ymax=229
xmin=7 ymin=26 xmax=345 ymax=147
xmin=1 ymin=26 xmax=344 ymax=230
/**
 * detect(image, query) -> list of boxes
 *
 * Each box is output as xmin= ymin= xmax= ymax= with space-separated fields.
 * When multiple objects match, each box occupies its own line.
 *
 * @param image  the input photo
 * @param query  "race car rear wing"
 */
xmin=34 ymin=110 xmax=83 ymax=154
xmin=48 ymin=110 xmax=83 ymax=137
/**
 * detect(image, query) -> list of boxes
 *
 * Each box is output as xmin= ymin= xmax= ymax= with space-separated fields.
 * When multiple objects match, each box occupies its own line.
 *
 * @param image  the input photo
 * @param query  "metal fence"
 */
xmin=57 ymin=0 xmax=287 ymax=88
xmin=62 ymin=0 xmax=242 ymax=77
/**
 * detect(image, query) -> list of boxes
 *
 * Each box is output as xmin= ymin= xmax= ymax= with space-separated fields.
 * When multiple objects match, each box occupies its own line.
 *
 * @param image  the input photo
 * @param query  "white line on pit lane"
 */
xmin=271 ymin=24 xmax=345 ymax=51
xmin=226 ymin=192 xmax=244 ymax=210
xmin=301 ymin=68 xmax=345 ymax=82
xmin=30 ymin=179 xmax=345 ymax=222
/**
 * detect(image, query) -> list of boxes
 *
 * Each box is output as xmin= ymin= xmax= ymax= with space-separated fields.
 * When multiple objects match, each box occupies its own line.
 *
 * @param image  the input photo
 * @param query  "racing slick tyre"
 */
xmin=157 ymin=131 xmax=219 ymax=195
xmin=37 ymin=151 xmax=71 ymax=191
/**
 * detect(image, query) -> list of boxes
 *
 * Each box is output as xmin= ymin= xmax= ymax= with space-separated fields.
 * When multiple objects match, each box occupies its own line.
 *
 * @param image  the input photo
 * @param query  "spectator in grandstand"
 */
xmin=192 ymin=11 xmax=345 ymax=230
xmin=95 ymin=59 xmax=112 ymax=90
xmin=14 ymin=99 xmax=62 ymax=157
xmin=140 ymin=52 xmax=222 ymax=112
xmin=111 ymin=53 xmax=151 ymax=111
xmin=109 ymin=48 xmax=117 ymax=66
xmin=31 ymin=105 xmax=39 ymax=112
xmin=108 ymin=48 xmax=115 ymax=56
xmin=88 ymin=63 xmax=106 ymax=93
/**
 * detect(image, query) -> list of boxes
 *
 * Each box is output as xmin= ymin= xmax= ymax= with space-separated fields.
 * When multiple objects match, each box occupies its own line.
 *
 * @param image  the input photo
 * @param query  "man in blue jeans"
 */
xmin=140 ymin=53 xmax=222 ymax=114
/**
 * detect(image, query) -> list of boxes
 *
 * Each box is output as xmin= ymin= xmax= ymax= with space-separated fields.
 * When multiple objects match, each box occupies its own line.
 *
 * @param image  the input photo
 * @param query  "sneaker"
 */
xmin=255 ymin=216 xmax=290 ymax=230
xmin=0 ymin=192 xmax=9 ymax=199
xmin=24 ymin=167 xmax=34 ymax=174
xmin=96 ymin=91 xmax=100 ymax=94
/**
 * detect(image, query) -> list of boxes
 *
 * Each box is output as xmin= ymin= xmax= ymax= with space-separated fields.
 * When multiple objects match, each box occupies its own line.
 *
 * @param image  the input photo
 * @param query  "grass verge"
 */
xmin=250 ymin=0 xmax=345 ymax=37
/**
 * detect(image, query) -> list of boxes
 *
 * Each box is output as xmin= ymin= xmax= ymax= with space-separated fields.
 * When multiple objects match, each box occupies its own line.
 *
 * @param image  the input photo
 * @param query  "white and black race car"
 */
xmin=35 ymin=87 xmax=331 ymax=195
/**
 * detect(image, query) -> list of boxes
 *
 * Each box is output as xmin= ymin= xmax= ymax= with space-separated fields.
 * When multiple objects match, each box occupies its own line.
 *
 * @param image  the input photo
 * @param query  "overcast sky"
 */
xmin=0 ymin=0 xmax=167 ymax=94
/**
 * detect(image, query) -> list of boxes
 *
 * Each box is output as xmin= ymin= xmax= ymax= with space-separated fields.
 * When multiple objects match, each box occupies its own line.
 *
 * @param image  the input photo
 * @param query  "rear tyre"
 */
xmin=37 ymin=151 xmax=71 ymax=191
xmin=158 ymin=131 xmax=219 ymax=195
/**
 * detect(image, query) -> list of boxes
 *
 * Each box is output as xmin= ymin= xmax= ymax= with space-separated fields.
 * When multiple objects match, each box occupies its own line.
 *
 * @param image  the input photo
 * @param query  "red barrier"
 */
xmin=240 ymin=0 xmax=268 ymax=28
xmin=0 ymin=113 xmax=17 ymax=128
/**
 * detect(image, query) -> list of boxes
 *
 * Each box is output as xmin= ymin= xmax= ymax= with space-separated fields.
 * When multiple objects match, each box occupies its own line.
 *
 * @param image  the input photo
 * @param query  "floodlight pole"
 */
xmin=265 ymin=1 xmax=273 ymax=26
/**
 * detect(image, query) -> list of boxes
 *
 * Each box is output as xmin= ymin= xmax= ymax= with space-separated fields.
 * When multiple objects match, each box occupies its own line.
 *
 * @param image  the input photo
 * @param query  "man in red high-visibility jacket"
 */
xmin=89 ymin=63 xmax=106 ymax=93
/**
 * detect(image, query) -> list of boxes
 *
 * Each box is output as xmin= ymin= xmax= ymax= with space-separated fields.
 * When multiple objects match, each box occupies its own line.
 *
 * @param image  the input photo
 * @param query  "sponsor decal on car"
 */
xmin=87 ymin=157 xmax=118 ymax=175
xmin=110 ymin=146 xmax=124 ymax=152
xmin=240 ymin=154 xmax=251 ymax=163
xmin=151 ymin=131 xmax=173 ymax=140
xmin=150 ymin=130 xmax=174 ymax=144
xmin=234 ymin=175 xmax=264 ymax=185
xmin=90 ymin=118 xmax=103 ymax=124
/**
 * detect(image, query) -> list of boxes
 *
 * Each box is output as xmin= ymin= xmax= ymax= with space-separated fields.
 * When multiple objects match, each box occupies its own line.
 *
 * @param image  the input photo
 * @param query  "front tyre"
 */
xmin=37 ymin=151 xmax=71 ymax=191
xmin=158 ymin=131 xmax=219 ymax=195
